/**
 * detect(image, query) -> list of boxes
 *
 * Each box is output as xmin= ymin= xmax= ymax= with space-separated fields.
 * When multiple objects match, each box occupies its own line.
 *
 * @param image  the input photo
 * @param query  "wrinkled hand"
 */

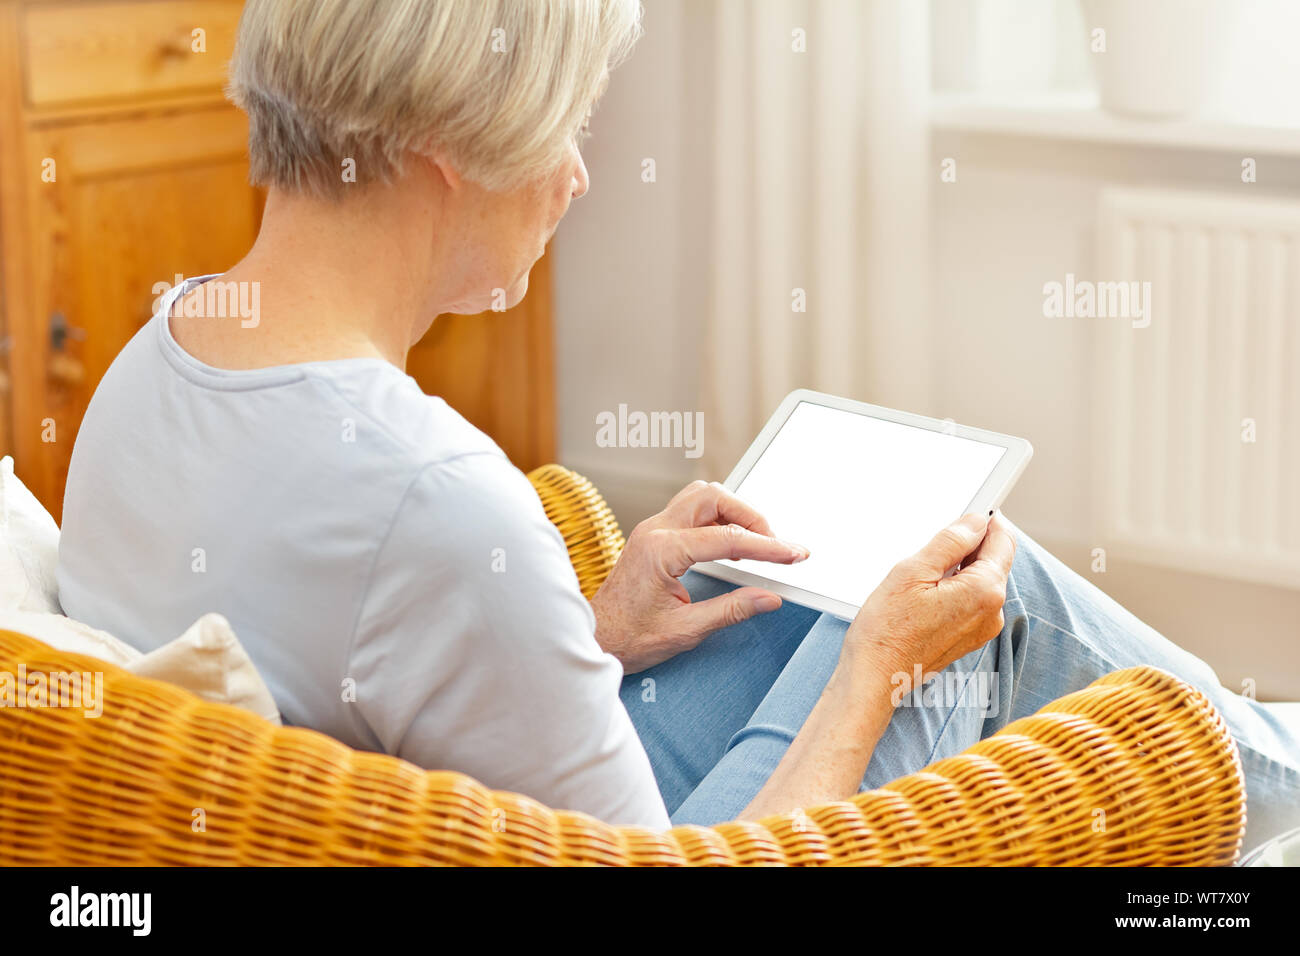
xmin=590 ymin=480 xmax=809 ymax=674
xmin=843 ymin=511 xmax=1017 ymax=685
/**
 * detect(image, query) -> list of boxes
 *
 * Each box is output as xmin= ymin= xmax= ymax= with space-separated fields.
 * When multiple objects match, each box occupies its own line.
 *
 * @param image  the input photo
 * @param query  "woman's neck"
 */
xmin=169 ymin=184 xmax=442 ymax=372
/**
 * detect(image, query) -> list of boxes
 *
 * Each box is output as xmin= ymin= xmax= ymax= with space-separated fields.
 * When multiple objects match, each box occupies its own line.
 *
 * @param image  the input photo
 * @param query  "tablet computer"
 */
xmin=693 ymin=389 xmax=1033 ymax=620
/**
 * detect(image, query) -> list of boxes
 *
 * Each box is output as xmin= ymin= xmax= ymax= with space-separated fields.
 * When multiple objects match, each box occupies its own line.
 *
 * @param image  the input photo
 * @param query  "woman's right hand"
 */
xmin=738 ymin=510 xmax=1016 ymax=820
xmin=841 ymin=511 xmax=1017 ymax=688
xmin=739 ymin=511 xmax=1017 ymax=820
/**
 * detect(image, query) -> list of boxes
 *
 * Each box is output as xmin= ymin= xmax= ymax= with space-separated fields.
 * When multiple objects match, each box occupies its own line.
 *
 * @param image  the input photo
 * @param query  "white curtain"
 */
xmin=697 ymin=0 xmax=934 ymax=478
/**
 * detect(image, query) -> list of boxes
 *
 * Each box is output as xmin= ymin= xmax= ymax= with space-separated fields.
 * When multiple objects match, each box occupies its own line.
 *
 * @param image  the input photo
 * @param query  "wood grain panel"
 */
xmin=22 ymin=0 xmax=241 ymax=108
xmin=16 ymin=105 xmax=258 ymax=519
xmin=0 ymin=1 xmax=25 ymax=458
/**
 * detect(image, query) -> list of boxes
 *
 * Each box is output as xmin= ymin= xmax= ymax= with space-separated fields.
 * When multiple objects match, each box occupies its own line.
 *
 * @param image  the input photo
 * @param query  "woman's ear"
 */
xmin=426 ymin=151 xmax=464 ymax=191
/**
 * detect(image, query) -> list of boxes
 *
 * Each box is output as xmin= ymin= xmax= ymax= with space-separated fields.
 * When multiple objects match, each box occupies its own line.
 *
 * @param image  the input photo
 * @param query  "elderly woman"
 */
xmin=57 ymin=0 xmax=1296 ymax=847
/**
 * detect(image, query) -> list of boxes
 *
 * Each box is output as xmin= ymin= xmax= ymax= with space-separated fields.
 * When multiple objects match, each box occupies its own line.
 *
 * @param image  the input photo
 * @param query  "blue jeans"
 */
xmin=620 ymin=522 xmax=1300 ymax=852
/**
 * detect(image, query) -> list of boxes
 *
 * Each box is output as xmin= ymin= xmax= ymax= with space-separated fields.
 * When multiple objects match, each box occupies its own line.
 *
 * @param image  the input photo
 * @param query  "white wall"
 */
xmin=927 ymin=0 xmax=1300 ymax=698
xmin=929 ymin=133 xmax=1300 ymax=699
xmin=552 ymin=0 xmax=711 ymax=525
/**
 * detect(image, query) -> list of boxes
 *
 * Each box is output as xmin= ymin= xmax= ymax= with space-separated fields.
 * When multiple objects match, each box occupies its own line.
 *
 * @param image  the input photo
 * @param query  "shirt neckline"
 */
xmin=155 ymin=274 xmax=400 ymax=390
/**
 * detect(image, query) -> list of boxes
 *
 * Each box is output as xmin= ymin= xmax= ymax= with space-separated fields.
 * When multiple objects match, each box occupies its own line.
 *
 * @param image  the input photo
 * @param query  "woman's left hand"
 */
xmin=589 ymin=480 xmax=808 ymax=674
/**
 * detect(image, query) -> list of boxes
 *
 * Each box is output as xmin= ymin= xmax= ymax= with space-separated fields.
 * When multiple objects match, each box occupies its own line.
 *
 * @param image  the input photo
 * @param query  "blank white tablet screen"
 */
xmin=715 ymin=402 xmax=1007 ymax=612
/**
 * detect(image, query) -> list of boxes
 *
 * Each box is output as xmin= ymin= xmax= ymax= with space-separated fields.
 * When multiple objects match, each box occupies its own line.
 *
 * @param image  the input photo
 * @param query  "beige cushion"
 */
xmin=0 ymin=456 xmax=280 ymax=723
xmin=0 ymin=608 xmax=281 ymax=724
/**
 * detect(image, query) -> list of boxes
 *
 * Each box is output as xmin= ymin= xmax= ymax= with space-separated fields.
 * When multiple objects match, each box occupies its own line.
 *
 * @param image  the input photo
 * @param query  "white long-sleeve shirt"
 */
xmin=57 ymin=274 xmax=670 ymax=828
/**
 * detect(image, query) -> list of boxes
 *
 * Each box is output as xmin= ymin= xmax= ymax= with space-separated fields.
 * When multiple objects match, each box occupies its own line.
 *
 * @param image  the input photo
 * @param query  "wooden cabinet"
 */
xmin=0 ymin=0 xmax=554 ymax=522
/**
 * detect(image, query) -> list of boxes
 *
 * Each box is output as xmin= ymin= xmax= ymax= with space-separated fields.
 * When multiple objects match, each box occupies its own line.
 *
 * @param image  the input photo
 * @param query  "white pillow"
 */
xmin=0 ymin=455 xmax=61 ymax=613
xmin=0 ymin=456 xmax=281 ymax=723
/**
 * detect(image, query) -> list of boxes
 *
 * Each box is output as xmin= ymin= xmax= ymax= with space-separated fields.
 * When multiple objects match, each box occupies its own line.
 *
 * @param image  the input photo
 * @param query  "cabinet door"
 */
xmin=14 ymin=106 xmax=261 ymax=520
xmin=405 ymin=251 xmax=556 ymax=472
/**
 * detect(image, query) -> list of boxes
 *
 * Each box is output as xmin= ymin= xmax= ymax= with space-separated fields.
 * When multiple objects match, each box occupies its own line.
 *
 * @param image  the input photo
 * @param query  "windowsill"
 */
xmin=930 ymin=91 xmax=1300 ymax=157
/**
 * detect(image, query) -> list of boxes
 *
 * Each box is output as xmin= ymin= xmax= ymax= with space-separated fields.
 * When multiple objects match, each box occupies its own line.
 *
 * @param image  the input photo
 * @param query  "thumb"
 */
xmin=906 ymin=513 xmax=991 ymax=578
xmin=675 ymin=587 xmax=783 ymax=642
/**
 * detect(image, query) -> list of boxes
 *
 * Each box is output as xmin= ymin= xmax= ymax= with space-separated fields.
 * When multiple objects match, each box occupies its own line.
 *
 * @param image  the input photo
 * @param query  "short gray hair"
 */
xmin=227 ymin=0 xmax=643 ymax=198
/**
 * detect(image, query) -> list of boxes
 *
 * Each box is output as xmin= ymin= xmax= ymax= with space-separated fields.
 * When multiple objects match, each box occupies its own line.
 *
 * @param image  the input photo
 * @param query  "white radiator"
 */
xmin=1093 ymin=187 xmax=1300 ymax=590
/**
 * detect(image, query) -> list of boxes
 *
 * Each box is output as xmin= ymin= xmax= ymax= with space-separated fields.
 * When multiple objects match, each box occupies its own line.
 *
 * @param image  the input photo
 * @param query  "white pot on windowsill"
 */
xmin=1079 ymin=0 xmax=1240 ymax=119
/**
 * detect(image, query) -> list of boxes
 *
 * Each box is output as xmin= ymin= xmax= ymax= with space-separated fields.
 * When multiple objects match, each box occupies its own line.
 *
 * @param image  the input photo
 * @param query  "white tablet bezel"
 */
xmin=692 ymin=388 xmax=1034 ymax=620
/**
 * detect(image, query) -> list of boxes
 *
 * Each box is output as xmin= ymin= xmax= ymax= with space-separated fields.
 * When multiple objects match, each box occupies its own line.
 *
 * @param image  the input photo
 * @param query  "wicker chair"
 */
xmin=0 ymin=465 xmax=1246 ymax=866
